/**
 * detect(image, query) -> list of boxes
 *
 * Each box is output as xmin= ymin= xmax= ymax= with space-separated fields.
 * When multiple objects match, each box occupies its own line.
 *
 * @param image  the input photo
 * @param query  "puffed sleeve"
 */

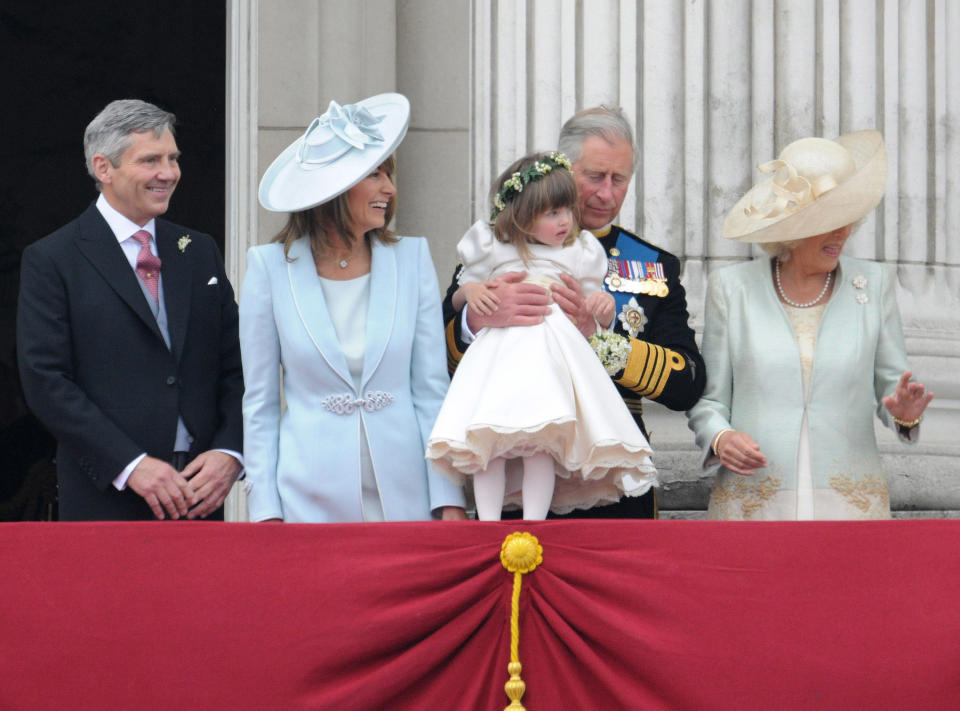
xmin=575 ymin=230 xmax=608 ymax=297
xmin=686 ymin=269 xmax=734 ymax=472
xmin=238 ymin=246 xmax=284 ymax=521
xmin=456 ymin=219 xmax=499 ymax=285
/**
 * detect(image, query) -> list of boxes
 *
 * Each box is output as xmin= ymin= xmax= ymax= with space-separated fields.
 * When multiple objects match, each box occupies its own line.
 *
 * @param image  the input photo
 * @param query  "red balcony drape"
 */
xmin=2 ymin=520 xmax=958 ymax=710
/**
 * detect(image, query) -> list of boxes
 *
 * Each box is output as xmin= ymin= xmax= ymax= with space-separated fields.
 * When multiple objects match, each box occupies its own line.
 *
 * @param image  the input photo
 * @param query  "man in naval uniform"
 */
xmin=442 ymin=105 xmax=705 ymax=518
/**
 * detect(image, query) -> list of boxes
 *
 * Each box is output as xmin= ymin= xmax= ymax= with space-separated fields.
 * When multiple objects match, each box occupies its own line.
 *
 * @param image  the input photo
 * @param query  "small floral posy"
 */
xmin=490 ymin=152 xmax=573 ymax=221
xmin=588 ymin=330 xmax=631 ymax=376
xmin=178 ymin=235 xmax=192 ymax=252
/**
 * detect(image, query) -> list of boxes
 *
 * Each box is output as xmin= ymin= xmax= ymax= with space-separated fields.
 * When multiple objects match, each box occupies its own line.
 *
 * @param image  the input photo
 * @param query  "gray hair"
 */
xmin=759 ymin=217 xmax=865 ymax=260
xmin=557 ymin=105 xmax=637 ymax=171
xmin=759 ymin=240 xmax=802 ymax=261
xmin=83 ymin=99 xmax=176 ymax=188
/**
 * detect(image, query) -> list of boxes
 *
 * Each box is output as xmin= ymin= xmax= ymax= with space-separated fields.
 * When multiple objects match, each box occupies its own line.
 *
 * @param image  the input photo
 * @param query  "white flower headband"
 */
xmin=490 ymin=152 xmax=573 ymax=221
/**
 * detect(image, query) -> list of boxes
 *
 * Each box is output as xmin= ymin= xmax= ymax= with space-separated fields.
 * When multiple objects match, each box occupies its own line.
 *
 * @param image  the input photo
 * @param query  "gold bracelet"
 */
xmin=711 ymin=428 xmax=735 ymax=457
xmin=893 ymin=415 xmax=922 ymax=428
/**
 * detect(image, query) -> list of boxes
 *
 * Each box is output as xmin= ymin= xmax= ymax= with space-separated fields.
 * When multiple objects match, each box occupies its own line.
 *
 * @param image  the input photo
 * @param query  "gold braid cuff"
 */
xmin=499 ymin=532 xmax=543 ymax=710
xmin=615 ymin=339 xmax=687 ymax=399
xmin=445 ymin=318 xmax=464 ymax=375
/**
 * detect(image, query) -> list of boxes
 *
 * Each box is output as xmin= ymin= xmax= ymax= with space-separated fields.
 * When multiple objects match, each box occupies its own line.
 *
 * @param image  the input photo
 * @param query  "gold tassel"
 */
xmin=499 ymin=532 xmax=543 ymax=711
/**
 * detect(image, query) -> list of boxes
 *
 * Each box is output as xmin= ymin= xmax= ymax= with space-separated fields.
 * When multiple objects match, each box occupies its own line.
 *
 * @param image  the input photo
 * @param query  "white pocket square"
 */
xmin=207 ymin=277 xmax=218 ymax=285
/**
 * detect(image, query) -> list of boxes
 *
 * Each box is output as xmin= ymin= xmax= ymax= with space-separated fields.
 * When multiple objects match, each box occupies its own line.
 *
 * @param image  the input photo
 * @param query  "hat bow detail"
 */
xmin=297 ymin=101 xmax=385 ymax=169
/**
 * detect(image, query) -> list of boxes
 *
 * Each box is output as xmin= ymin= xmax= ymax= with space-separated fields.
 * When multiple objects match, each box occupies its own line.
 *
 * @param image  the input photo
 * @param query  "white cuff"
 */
xmin=114 ymin=453 xmax=147 ymax=490
xmin=460 ymin=305 xmax=477 ymax=344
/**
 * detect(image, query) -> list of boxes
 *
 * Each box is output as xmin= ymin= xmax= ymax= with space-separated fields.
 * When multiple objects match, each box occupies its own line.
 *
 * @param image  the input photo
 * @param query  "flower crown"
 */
xmin=490 ymin=152 xmax=573 ymax=221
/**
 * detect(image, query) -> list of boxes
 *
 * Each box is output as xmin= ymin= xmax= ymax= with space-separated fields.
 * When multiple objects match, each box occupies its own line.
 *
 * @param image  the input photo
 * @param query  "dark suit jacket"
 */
xmin=16 ymin=203 xmax=243 ymax=520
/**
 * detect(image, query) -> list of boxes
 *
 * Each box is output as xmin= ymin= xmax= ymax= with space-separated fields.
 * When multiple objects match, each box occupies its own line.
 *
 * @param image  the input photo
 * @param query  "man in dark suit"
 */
xmin=17 ymin=99 xmax=243 ymax=521
xmin=443 ymin=106 xmax=705 ymax=519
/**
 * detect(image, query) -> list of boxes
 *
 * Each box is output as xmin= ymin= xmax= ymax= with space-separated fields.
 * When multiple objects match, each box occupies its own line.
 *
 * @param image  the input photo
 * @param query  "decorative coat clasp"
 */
xmin=321 ymin=391 xmax=395 ymax=415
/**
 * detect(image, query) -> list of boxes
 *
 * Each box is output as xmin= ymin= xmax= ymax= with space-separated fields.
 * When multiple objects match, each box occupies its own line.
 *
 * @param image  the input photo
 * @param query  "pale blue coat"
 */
xmin=239 ymin=236 xmax=465 ymax=522
xmin=687 ymin=255 xmax=912 ymax=519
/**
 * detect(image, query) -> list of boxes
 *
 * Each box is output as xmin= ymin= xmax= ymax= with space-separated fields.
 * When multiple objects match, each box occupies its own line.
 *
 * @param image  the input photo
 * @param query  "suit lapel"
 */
xmin=287 ymin=238 xmax=354 ymax=388
xmin=74 ymin=204 xmax=165 ymax=343
xmin=157 ymin=220 xmax=191 ymax=362
xmin=361 ymin=239 xmax=397 ymax=387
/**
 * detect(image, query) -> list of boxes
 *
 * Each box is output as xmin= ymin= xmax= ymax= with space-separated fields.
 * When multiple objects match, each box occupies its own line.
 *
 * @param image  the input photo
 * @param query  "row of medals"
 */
xmin=604 ymin=253 xmax=670 ymax=297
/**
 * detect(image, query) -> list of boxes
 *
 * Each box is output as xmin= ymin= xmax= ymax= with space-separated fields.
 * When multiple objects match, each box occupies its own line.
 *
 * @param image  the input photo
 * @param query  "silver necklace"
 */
xmin=775 ymin=258 xmax=832 ymax=308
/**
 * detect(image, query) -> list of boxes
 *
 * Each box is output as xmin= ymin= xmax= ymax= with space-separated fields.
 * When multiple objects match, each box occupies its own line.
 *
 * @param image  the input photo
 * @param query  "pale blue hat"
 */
xmin=259 ymin=92 xmax=410 ymax=212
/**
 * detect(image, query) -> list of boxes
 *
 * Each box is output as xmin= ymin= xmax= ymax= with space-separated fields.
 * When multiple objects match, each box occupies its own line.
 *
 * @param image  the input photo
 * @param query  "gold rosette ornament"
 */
xmin=499 ymin=532 xmax=543 ymax=710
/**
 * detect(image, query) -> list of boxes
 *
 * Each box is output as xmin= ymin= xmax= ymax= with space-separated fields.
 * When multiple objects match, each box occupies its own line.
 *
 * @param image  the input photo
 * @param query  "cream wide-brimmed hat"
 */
xmin=722 ymin=130 xmax=887 ymax=243
xmin=258 ymin=92 xmax=410 ymax=212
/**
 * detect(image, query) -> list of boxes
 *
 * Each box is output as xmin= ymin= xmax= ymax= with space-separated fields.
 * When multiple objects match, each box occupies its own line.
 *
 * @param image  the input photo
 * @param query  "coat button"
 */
xmin=166 ymin=375 xmax=177 ymax=386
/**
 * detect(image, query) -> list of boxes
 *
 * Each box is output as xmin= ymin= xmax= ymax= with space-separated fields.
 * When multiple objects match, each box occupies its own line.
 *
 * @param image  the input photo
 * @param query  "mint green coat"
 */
xmin=687 ymin=255 xmax=911 ymax=520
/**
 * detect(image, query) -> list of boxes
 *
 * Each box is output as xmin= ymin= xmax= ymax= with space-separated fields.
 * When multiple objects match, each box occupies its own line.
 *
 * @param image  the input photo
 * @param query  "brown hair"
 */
xmin=272 ymin=155 xmax=399 ymax=259
xmin=490 ymin=152 xmax=580 ymax=263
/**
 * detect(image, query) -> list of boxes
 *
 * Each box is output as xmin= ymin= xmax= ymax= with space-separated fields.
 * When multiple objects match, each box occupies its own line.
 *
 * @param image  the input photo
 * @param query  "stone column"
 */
xmin=469 ymin=0 xmax=960 ymax=515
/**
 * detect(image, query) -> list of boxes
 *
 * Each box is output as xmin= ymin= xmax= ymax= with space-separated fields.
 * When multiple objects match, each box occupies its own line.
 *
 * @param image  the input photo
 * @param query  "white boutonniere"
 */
xmin=178 ymin=235 xmax=192 ymax=252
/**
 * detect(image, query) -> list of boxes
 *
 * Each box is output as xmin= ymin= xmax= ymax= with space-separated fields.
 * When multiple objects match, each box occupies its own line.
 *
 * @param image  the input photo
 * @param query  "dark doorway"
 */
xmin=0 ymin=1 xmax=226 ymax=520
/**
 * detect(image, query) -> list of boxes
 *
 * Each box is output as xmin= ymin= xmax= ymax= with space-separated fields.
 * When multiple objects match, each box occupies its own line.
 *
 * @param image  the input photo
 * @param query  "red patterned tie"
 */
xmin=132 ymin=230 xmax=162 ymax=303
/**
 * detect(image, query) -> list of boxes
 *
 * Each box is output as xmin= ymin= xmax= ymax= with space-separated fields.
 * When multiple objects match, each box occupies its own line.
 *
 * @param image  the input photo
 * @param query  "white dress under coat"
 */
xmin=240 ymin=236 xmax=465 ymax=522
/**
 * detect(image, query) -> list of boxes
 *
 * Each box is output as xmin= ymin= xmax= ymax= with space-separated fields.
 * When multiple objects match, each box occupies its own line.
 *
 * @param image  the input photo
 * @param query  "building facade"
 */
xmin=224 ymin=0 xmax=960 ymax=518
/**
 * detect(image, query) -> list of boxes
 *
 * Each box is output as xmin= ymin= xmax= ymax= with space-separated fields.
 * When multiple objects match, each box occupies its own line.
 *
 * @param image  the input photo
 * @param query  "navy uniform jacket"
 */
xmin=442 ymin=224 xmax=705 ymax=518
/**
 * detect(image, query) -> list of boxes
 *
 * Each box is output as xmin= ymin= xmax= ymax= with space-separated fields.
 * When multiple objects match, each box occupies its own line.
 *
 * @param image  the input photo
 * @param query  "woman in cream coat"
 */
xmin=687 ymin=131 xmax=933 ymax=520
xmin=242 ymin=94 xmax=465 ymax=522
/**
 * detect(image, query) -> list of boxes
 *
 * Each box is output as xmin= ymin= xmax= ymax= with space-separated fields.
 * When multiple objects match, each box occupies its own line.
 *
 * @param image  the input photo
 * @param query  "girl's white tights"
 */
xmin=473 ymin=457 xmax=506 ymax=520
xmin=473 ymin=453 xmax=556 ymax=520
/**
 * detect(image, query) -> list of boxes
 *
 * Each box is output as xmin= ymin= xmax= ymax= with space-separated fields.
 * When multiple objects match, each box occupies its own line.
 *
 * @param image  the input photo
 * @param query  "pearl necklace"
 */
xmin=774 ymin=258 xmax=832 ymax=308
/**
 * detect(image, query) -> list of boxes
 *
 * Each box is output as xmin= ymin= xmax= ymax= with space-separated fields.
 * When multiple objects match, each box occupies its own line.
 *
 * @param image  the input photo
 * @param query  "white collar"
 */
xmin=96 ymin=193 xmax=157 ymax=244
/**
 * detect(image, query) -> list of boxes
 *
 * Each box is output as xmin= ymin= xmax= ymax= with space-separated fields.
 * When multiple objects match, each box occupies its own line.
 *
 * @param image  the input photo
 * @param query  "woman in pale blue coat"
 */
xmin=687 ymin=131 xmax=933 ymax=520
xmin=241 ymin=94 xmax=465 ymax=522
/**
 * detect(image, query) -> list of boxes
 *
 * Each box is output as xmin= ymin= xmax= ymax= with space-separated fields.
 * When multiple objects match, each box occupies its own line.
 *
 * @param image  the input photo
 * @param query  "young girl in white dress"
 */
xmin=426 ymin=151 xmax=657 ymax=520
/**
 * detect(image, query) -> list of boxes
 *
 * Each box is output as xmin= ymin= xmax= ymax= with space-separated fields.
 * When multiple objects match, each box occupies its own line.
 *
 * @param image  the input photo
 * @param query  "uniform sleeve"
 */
xmin=685 ymin=270 xmax=734 ymax=469
xmin=613 ymin=252 xmax=706 ymax=410
xmin=409 ymin=238 xmax=466 ymax=511
xmin=238 ymin=247 xmax=284 ymax=521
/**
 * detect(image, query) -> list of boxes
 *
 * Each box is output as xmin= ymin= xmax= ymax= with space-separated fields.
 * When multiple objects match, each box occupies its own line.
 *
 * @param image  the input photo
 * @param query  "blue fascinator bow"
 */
xmin=296 ymin=100 xmax=386 ymax=168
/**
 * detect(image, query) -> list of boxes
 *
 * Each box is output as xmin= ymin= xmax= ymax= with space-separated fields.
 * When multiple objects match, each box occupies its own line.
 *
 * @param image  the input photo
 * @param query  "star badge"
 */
xmin=617 ymin=297 xmax=646 ymax=338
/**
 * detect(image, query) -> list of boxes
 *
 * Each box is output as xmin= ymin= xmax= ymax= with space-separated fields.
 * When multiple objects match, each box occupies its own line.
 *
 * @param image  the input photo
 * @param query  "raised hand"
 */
xmin=882 ymin=371 xmax=933 ymax=426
